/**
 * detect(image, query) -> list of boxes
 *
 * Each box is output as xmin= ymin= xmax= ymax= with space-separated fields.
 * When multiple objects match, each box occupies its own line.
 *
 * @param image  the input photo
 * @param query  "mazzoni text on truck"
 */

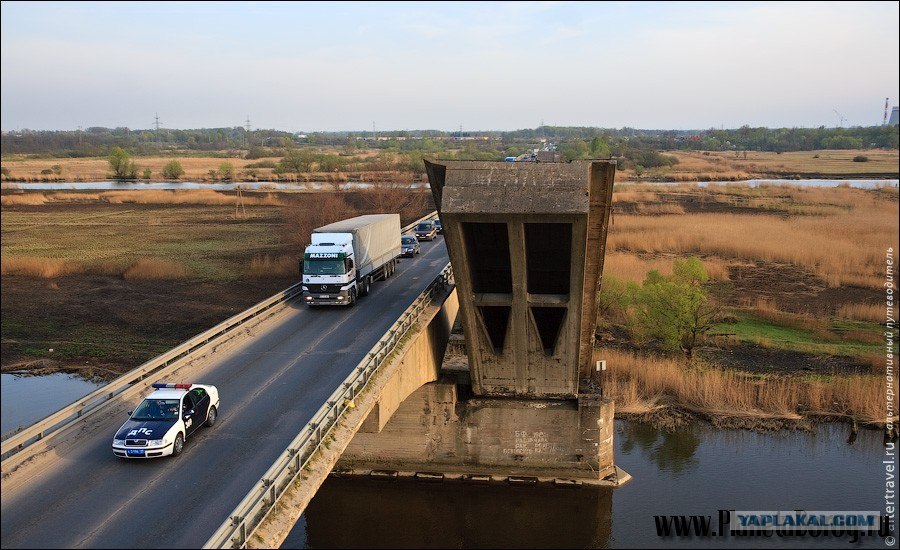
xmin=301 ymin=214 xmax=401 ymax=307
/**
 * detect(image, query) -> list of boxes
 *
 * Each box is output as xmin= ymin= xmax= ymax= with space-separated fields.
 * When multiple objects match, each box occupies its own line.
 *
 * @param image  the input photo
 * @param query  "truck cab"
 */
xmin=302 ymin=233 xmax=358 ymax=306
xmin=301 ymin=214 xmax=401 ymax=307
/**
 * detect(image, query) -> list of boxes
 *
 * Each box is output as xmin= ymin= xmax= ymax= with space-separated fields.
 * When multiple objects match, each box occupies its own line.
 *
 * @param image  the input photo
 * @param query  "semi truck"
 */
xmin=301 ymin=214 xmax=401 ymax=307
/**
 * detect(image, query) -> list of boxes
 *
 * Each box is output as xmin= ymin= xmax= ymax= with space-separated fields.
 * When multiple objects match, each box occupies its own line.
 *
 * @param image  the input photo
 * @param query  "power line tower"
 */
xmin=153 ymin=113 xmax=161 ymax=142
xmin=832 ymin=109 xmax=846 ymax=128
xmin=244 ymin=115 xmax=252 ymax=147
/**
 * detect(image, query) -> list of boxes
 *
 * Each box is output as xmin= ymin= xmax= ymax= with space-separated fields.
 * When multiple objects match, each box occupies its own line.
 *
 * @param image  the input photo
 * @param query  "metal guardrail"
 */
xmin=0 ymin=283 xmax=303 ymax=461
xmin=1 ymin=211 xmax=438 ymax=463
xmin=204 ymin=262 xmax=453 ymax=549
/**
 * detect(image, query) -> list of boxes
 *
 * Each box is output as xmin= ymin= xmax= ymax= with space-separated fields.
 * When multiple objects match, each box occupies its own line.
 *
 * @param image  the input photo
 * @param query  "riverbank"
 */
xmin=2 ymin=148 xmax=896 ymax=184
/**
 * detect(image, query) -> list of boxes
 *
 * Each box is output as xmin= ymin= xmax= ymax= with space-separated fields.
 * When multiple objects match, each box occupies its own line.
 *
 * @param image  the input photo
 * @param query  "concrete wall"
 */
xmin=341 ymin=378 xmax=616 ymax=482
xmin=359 ymin=289 xmax=458 ymax=433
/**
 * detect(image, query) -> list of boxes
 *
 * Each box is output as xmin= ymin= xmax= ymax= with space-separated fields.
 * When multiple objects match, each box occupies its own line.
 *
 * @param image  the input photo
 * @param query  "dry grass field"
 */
xmin=598 ymin=182 xmax=897 ymax=428
xmin=0 ymin=155 xmax=283 ymax=181
xmin=597 ymin=348 xmax=888 ymax=426
xmin=626 ymin=149 xmax=899 ymax=182
xmin=608 ymin=183 xmax=899 ymax=289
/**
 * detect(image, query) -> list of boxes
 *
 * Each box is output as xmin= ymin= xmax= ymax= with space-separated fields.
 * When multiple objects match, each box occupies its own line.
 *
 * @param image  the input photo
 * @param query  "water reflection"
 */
xmin=293 ymin=478 xmax=612 ymax=549
xmin=618 ymin=422 xmax=700 ymax=475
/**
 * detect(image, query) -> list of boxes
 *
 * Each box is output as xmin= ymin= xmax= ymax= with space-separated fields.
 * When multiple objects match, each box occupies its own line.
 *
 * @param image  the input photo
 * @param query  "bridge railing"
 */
xmin=1 ymin=211 xmax=438 ymax=463
xmin=203 ymin=262 xmax=454 ymax=549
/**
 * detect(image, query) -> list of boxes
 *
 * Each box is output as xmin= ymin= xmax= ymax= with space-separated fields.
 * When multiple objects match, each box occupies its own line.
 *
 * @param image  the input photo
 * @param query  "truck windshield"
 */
xmin=304 ymin=259 xmax=347 ymax=275
xmin=131 ymin=399 xmax=180 ymax=421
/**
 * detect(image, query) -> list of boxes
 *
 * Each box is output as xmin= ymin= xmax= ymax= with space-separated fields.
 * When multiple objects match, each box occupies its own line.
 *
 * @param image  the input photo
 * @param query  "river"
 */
xmin=285 ymin=421 xmax=888 ymax=549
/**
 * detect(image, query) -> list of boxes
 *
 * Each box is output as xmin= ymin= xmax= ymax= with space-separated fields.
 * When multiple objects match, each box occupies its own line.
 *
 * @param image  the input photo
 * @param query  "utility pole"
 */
xmin=373 ymin=121 xmax=376 ymax=141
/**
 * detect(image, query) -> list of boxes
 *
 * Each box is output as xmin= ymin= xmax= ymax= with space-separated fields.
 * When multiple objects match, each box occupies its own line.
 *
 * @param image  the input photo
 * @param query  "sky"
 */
xmin=1 ymin=1 xmax=898 ymax=132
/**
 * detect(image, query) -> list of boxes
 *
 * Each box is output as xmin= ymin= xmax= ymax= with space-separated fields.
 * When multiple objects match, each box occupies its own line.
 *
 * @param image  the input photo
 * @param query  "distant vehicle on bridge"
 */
xmin=302 ymin=214 xmax=401 ymax=307
xmin=400 ymin=234 xmax=420 ymax=257
xmin=415 ymin=219 xmax=438 ymax=241
xmin=112 ymin=382 xmax=219 ymax=458
xmin=434 ymin=218 xmax=443 ymax=234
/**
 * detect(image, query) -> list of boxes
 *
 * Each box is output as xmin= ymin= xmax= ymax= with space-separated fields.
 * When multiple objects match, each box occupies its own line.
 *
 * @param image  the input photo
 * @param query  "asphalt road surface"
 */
xmin=1 ymin=236 xmax=449 ymax=549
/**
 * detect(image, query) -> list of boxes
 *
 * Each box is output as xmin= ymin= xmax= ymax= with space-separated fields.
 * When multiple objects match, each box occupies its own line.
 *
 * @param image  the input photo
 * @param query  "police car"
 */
xmin=112 ymin=382 xmax=219 ymax=459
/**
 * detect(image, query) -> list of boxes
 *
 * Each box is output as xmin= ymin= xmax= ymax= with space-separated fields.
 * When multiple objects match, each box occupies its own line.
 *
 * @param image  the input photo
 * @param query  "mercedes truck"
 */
xmin=301 ymin=214 xmax=401 ymax=307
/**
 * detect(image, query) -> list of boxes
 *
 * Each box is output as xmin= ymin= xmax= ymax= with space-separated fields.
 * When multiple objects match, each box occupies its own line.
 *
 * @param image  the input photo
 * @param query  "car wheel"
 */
xmin=172 ymin=433 xmax=184 ymax=456
xmin=206 ymin=406 xmax=217 ymax=427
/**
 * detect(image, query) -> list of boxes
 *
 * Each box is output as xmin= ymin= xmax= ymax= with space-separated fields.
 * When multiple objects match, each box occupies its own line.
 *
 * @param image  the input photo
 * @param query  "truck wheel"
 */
xmin=359 ymin=277 xmax=370 ymax=297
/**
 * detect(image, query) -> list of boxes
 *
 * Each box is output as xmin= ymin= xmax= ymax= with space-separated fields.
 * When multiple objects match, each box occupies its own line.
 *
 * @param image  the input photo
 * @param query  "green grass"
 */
xmin=712 ymin=311 xmax=886 ymax=358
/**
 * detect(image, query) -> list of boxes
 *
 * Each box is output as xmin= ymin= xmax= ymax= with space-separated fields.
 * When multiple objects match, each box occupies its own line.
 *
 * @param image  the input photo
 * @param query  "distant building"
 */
xmin=888 ymin=106 xmax=899 ymax=126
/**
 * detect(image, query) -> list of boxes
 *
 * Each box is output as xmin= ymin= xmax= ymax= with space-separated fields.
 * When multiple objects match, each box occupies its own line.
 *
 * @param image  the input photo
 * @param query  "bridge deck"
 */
xmin=1 ymin=238 xmax=449 ymax=549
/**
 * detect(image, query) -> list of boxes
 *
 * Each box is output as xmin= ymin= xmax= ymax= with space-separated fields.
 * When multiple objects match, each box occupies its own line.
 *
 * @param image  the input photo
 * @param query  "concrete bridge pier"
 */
xmin=338 ymin=160 xmax=626 ymax=485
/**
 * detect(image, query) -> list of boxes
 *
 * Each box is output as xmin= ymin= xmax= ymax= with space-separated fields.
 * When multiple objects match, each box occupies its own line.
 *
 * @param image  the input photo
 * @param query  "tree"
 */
xmin=142 ymin=168 xmax=152 ymax=180
xmin=631 ymin=257 xmax=719 ymax=358
xmin=161 ymin=160 xmax=185 ymax=180
xmin=589 ymin=137 xmax=611 ymax=157
xmin=558 ymin=139 xmax=589 ymax=161
xmin=219 ymin=161 xmax=235 ymax=180
xmin=276 ymin=149 xmax=316 ymax=174
xmin=108 ymin=146 xmax=138 ymax=179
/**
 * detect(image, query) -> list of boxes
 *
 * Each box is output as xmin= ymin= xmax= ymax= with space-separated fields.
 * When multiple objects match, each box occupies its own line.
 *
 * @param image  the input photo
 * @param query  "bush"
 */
xmin=246 ymin=160 xmax=277 ymax=169
xmin=852 ymin=155 xmax=869 ymax=163
xmin=108 ymin=146 xmax=138 ymax=179
xmin=142 ymin=168 xmax=152 ymax=179
xmin=161 ymin=160 xmax=185 ymax=180
xmin=40 ymin=168 xmax=54 ymax=175
xmin=219 ymin=162 xmax=235 ymax=180
xmin=245 ymin=146 xmax=271 ymax=160
xmin=0 ymin=167 xmax=10 ymax=177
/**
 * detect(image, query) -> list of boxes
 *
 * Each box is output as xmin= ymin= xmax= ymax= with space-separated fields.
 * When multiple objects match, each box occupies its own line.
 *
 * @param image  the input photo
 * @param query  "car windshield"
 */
xmin=131 ymin=399 xmax=180 ymax=421
xmin=417 ymin=223 xmax=433 ymax=231
xmin=402 ymin=236 xmax=416 ymax=244
xmin=304 ymin=259 xmax=346 ymax=275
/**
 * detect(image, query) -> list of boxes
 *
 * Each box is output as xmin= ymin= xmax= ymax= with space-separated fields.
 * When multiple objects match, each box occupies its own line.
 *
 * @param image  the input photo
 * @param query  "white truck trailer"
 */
xmin=301 ymin=214 xmax=401 ymax=307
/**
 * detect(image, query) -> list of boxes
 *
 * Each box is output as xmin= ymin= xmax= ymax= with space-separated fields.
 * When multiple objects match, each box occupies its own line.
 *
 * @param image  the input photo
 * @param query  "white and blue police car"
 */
xmin=112 ymin=382 xmax=219 ymax=458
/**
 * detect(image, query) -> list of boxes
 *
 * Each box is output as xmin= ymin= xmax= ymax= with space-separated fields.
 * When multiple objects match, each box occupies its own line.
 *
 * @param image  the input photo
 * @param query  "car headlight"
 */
xmin=113 ymin=439 xmax=125 ymax=446
xmin=149 ymin=439 xmax=165 ymax=446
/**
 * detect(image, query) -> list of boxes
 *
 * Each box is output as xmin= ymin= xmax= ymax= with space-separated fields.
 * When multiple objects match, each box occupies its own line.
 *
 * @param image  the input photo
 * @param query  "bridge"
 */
xmin=1 ymin=160 xmax=621 ymax=549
